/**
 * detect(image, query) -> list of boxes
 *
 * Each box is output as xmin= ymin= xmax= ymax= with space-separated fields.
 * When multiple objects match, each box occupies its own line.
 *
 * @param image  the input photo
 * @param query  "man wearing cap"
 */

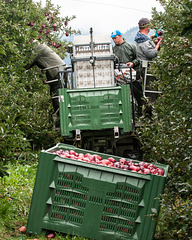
xmin=111 ymin=30 xmax=139 ymax=68
xmin=134 ymin=18 xmax=162 ymax=61
xmin=134 ymin=18 xmax=163 ymax=109
xmin=111 ymin=30 xmax=145 ymax=116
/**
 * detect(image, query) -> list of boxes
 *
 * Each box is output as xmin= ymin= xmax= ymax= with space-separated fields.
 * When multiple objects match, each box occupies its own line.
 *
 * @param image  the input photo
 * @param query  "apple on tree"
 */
xmin=28 ymin=22 xmax=34 ymax=27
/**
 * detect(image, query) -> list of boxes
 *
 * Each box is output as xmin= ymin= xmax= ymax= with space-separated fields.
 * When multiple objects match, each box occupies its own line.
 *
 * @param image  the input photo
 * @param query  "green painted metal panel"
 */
xmin=58 ymin=85 xmax=132 ymax=136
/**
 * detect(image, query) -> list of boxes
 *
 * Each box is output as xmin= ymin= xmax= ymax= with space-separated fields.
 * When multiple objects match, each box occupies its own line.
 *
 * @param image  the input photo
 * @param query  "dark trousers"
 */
xmin=132 ymin=79 xmax=146 ymax=116
xmin=49 ymin=82 xmax=59 ymax=113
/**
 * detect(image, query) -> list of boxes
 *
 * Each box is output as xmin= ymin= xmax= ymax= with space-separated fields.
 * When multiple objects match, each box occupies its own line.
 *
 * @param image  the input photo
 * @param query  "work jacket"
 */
xmin=24 ymin=42 xmax=66 ymax=80
xmin=113 ymin=40 xmax=140 ymax=68
xmin=134 ymin=32 xmax=158 ymax=61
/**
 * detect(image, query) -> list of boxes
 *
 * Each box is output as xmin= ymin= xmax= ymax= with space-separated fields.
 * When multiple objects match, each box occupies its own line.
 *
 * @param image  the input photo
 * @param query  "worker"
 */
xmin=24 ymin=40 xmax=67 ymax=114
xmin=134 ymin=18 xmax=163 ymax=105
xmin=134 ymin=18 xmax=162 ymax=61
xmin=111 ymin=30 xmax=145 ymax=116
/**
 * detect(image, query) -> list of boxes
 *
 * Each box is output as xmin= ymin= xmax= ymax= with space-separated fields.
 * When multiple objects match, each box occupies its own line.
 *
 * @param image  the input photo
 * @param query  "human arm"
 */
xmin=126 ymin=43 xmax=140 ymax=68
xmin=24 ymin=54 xmax=39 ymax=70
xmin=24 ymin=42 xmax=42 ymax=70
xmin=139 ymin=40 xmax=159 ymax=59
xmin=155 ymin=38 xmax=162 ymax=51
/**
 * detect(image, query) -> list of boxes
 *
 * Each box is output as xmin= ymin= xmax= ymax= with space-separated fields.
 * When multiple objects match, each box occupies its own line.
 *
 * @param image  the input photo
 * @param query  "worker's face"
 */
xmin=145 ymin=23 xmax=150 ymax=33
xmin=112 ymin=35 xmax=122 ymax=45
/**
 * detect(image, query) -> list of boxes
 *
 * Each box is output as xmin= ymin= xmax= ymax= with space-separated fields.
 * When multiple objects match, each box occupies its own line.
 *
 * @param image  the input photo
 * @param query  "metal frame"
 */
xmin=142 ymin=60 xmax=162 ymax=98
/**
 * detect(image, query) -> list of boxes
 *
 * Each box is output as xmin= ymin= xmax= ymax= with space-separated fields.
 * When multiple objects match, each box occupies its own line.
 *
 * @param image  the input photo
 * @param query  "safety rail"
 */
xmin=142 ymin=60 xmax=162 ymax=99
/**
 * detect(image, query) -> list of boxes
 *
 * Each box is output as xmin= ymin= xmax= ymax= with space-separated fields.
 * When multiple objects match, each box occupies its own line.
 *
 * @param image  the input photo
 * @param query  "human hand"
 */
xmin=155 ymin=38 xmax=162 ymax=51
xmin=126 ymin=62 xmax=134 ymax=68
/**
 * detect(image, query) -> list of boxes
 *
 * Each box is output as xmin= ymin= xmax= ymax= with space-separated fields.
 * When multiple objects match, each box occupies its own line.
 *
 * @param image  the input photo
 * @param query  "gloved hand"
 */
xmin=154 ymin=29 xmax=163 ymax=38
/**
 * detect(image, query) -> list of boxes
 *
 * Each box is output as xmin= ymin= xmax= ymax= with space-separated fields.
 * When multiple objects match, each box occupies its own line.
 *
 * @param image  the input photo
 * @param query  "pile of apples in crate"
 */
xmin=53 ymin=149 xmax=164 ymax=176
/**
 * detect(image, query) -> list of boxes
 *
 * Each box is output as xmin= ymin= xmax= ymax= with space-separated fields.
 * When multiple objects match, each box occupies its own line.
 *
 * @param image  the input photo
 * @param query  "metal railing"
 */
xmin=141 ymin=60 xmax=162 ymax=98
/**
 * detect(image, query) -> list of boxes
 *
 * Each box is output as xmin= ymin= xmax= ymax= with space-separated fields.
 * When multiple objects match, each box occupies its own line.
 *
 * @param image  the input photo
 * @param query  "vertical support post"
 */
xmin=89 ymin=27 xmax=96 ymax=88
xmin=130 ymin=67 xmax=135 ymax=130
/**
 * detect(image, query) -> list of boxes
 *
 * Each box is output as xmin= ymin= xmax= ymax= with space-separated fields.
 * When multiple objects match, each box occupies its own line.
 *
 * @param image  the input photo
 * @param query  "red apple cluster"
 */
xmin=53 ymin=150 xmax=165 ymax=176
xmin=28 ymin=11 xmax=69 ymax=49
xmin=155 ymin=36 xmax=163 ymax=45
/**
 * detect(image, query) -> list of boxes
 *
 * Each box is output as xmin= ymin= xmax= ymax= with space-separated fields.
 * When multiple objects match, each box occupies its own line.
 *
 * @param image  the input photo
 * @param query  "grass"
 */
xmin=0 ymin=163 xmax=90 ymax=240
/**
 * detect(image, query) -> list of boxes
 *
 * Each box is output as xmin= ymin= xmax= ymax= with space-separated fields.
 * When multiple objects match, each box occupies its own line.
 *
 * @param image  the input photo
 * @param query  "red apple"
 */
xmin=143 ymin=169 xmax=150 ymax=174
xmin=46 ymin=233 xmax=55 ymax=238
xmin=52 ymin=23 xmax=57 ymax=28
xmin=101 ymin=159 xmax=111 ymax=165
xmin=42 ymin=24 xmax=46 ymax=29
xmin=157 ymin=168 xmax=164 ymax=176
xmin=69 ymin=150 xmax=77 ymax=156
xmin=140 ymin=166 xmax=144 ymax=171
xmin=28 ymin=22 xmax=34 ymax=27
xmin=122 ymin=165 xmax=129 ymax=170
xmin=148 ymin=164 xmax=154 ymax=169
xmin=114 ymin=162 xmax=121 ymax=168
xmin=119 ymin=158 xmax=127 ymax=165
xmin=157 ymin=31 xmax=163 ymax=36
xmin=64 ymin=21 xmax=68 ymax=26
xmin=65 ymin=32 xmax=69 ymax=37
xmin=129 ymin=165 xmax=140 ymax=171
xmin=139 ymin=161 xmax=145 ymax=166
xmin=94 ymin=154 xmax=102 ymax=160
xmin=78 ymin=153 xmax=84 ymax=160
xmin=108 ymin=157 xmax=116 ymax=163
xmin=82 ymin=157 xmax=90 ymax=162
xmin=19 ymin=226 xmax=26 ymax=232
xmin=155 ymin=39 xmax=159 ymax=45
xmin=151 ymin=169 xmax=158 ymax=175
xmin=85 ymin=153 xmax=91 ymax=158
xmin=144 ymin=163 xmax=149 ymax=168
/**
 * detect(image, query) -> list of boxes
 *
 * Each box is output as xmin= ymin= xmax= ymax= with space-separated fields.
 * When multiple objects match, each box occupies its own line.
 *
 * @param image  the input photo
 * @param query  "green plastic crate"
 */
xmin=58 ymin=85 xmax=132 ymax=137
xmin=27 ymin=143 xmax=168 ymax=240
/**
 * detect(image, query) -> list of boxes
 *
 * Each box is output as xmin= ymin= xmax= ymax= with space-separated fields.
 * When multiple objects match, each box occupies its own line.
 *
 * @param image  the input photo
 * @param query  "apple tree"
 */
xmin=137 ymin=0 xmax=192 ymax=238
xmin=0 ymin=0 xmax=80 ymax=176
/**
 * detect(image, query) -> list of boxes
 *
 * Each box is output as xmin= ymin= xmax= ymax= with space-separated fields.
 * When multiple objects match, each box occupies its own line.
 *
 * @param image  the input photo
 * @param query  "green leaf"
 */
xmin=181 ymin=24 xmax=192 ymax=37
xmin=0 ymin=45 xmax=5 ymax=55
xmin=187 ymin=178 xmax=192 ymax=186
